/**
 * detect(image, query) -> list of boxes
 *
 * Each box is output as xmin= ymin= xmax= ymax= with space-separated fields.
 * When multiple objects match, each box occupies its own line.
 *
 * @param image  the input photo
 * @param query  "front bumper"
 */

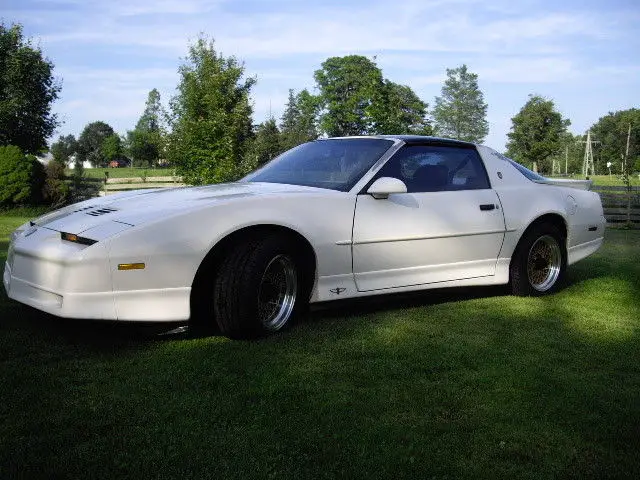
xmin=3 ymin=227 xmax=191 ymax=322
xmin=4 ymin=261 xmax=191 ymax=322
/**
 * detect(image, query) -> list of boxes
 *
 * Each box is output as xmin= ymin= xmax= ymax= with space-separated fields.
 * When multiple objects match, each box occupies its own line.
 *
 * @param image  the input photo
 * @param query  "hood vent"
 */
xmin=85 ymin=207 xmax=118 ymax=217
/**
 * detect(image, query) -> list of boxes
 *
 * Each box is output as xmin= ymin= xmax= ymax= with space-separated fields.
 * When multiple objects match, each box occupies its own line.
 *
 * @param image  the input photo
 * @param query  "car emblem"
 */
xmin=330 ymin=287 xmax=346 ymax=295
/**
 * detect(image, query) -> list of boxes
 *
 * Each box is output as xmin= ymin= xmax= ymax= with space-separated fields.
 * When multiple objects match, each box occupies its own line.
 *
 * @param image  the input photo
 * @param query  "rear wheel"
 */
xmin=510 ymin=223 xmax=566 ymax=296
xmin=213 ymin=235 xmax=305 ymax=338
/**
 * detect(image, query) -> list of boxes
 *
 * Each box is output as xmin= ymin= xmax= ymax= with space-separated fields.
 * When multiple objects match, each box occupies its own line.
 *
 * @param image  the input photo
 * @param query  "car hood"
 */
xmin=33 ymin=182 xmax=334 ymax=234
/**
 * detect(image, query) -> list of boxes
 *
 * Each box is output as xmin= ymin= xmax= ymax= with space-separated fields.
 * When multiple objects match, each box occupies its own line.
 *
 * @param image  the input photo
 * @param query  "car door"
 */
xmin=352 ymin=143 xmax=506 ymax=292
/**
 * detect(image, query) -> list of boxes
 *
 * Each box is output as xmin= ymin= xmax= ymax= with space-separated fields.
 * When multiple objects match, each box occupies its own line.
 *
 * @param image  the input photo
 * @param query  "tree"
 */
xmin=0 ymin=145 xmax=45 ymax=206
xmin=432 ymin=64 xmax=488 ymax=143
xmin=372 ymin=80 xmax=431 ymax=135
xmin=43 ymin=160 xmax=69 ymax=207
xmin=50 ymin=134 xmax=77 ymax=166
xmin=168 ymin=36 xmax=255 ymax=185
xmin=102 ymin=133 xmax=125 ymax=163
xmin=547 ymin=132 xmax=583 ymax=175
xmin=280 ymin=89 xmax=320 ymax=151
xmin=247 ymin=117 xmax=283 ymax=169
xmin=314 ymin=55 xmax=384 ymax=136
xmin=0 ymin=23 xmax=61 ymax=154
xmin=77 ymin=121 xmax=115 ymax=167
xmin=506 ymin=95 xmax=570 ymax=174
xmin=127 ymin=88 xmax=166 ymax=167
xmin=589 ymin=109 xmax=640 ymax=175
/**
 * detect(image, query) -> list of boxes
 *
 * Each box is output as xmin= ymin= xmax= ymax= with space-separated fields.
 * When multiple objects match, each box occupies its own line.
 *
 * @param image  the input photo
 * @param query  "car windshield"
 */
xmin=243 ymin=138 xmax=395 ymax=191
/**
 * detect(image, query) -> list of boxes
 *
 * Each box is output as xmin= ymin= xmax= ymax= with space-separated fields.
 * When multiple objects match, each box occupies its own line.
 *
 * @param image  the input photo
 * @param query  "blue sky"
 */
xmin=4 ymin=0 xmax=639 ymax=150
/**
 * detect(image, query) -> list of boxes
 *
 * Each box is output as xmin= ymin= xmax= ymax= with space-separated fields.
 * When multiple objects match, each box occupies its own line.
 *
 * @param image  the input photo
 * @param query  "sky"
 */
xmin=3 ymin=0 xmax=640 ymax=151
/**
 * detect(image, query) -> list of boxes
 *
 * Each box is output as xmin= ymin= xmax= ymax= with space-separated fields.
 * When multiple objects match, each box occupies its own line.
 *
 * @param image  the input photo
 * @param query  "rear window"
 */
xmin=506 ymin=158 xmax=547 ymax=182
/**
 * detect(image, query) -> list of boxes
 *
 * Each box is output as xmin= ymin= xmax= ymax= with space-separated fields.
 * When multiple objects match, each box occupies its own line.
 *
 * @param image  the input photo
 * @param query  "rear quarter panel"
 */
xmin=476 ymin=146 xmax=604 ymax=261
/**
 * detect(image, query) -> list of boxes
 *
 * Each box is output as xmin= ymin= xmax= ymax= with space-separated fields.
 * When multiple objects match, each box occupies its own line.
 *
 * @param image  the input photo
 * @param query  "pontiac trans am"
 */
xmin=3 ymin=136 xmax=606 ymax=338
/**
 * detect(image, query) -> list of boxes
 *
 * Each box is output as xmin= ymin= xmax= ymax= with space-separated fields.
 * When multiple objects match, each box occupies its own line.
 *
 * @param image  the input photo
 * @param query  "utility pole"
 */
xmin=565 ymin=145 xmax=568 ymax=174
xmin=623 ymin=123 xmax=632 ymax=226
xmin=578 ymin=130 xmax=599 ymax=177
xmin=623 ymin=123 xmax=631 ymax=174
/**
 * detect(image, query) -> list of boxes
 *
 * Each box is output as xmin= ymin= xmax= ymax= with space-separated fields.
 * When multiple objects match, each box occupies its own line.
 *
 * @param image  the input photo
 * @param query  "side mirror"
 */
xmin=367 ymin=177 xmax=407 ymax=199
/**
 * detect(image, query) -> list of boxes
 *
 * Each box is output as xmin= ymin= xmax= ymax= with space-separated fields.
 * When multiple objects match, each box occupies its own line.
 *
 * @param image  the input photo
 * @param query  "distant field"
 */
xmin=67 ymin=168 xmax=177 ymax=179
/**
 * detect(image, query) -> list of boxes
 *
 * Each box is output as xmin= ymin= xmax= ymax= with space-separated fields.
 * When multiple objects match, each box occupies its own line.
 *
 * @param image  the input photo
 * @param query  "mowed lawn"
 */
xmin=70 ymin=167 xmax=176 ymax=179
xmin=1 ymin=209 xmax=639 ymax=480
xmin=559 ymin=174 xmax=640 ymax=188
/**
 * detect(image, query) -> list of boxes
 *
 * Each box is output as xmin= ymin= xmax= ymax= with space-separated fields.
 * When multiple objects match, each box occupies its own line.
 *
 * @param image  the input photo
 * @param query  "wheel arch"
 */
xmin=189 ymin=224 xmax=317 ymax=321
xmin=510 ymin=212 xmax=568 ymax=266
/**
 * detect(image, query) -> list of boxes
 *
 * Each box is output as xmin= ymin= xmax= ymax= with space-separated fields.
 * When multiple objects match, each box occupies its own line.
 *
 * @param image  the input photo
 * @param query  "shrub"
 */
xmin=43 ymin=160 xmax=70 ymax=207
xmin=0 ymin=145 xmax=45 ymax=206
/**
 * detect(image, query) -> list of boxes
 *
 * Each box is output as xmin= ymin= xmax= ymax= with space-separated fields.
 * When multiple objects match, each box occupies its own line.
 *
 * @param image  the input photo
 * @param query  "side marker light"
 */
xmin=118 ymin=263 xmax=146 ymax=271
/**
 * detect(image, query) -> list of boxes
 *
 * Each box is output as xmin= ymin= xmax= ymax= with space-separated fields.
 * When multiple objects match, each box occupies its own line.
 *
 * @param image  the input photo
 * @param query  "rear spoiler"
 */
xmin=533 ymin=178 xmax=593 ymax=191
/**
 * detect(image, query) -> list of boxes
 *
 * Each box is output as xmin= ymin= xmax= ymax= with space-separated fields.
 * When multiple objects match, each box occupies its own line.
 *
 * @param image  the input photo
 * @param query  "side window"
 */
xmin=374 ymin=144 xmax=490 ymax=193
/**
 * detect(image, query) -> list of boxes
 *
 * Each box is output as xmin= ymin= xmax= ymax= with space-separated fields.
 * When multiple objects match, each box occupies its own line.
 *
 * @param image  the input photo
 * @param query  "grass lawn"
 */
xmin=1 ymin=210 xmax=639 ymax=479
xmin=69 ymin=167 xmax=177 ymax=179
xmin=555 ymin=174 xmax=640 ymax=188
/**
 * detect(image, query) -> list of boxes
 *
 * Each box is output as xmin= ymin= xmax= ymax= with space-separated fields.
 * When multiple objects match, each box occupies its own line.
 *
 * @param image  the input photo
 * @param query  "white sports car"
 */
xmin=4 ymin=136 xmax=605 ymax=338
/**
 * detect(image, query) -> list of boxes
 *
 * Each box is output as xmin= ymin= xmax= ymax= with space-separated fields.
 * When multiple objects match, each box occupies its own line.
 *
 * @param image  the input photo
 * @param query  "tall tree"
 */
xmin=77 ymin=121 xmax=115 ymax=167
xmin=247 ymin=117 xmax=283 ymax=169
xmin=589 ymin=109 xmax=640 ymax=175
xmin=136 ymin=88 xmax=164 ymax=132
xmin=372 ymin=80 xmax=431 ymax=135
xmin=0 ymin=22 xmax=61 ymax=154
xmin=127 ymin=88 xmax=166 ymax=167
xmin=50 ymin=134 xmax=78 ymax=166
xmin=506 ymin=95 xmax=570 ymax=174
xmin=314 ymin=55 xmax=384 ymax=136
xmin=280 ymin=89 xmax=320 ymax=150
xmin=432 ymin=64 xmax=488 ymax=143
xmin=168 ymin=36 xmax=255 ymax=185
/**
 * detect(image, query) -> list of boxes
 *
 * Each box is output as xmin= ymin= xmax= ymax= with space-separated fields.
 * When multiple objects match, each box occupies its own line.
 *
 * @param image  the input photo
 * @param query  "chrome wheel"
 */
xmin=258 ymin=254 xmax=297 ymax=331
xmin=527 ymin=235 xmax=562 ymax=292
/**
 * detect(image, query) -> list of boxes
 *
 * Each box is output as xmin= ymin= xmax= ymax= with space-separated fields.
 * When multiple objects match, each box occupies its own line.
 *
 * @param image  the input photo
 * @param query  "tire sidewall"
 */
xmin=511 ymin=223 xmax=567 ymax=296
xmin=246 ymin=236 xmax=305 ymax=334
xmin=213 ymin=234 xmax=307 ymax=338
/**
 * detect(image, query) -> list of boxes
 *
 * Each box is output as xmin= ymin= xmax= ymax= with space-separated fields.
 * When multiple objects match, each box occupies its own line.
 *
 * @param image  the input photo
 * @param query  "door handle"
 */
xmin=479 ymin=204 xmax=495 ymax=211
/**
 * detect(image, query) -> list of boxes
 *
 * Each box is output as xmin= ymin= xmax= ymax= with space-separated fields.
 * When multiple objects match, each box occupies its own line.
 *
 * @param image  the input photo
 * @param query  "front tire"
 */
xmin=213 ymin=235 xmax=305 ymax=338
xmin=510 ymin=223 xmax=567 ymax=296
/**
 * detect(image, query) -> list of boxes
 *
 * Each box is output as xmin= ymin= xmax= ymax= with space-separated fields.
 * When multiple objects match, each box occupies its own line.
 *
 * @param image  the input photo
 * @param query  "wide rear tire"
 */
xmin=510 ymin=223 xmax=567 ymax=296
xmin=213 ymin=235 xmax=305 ymax=338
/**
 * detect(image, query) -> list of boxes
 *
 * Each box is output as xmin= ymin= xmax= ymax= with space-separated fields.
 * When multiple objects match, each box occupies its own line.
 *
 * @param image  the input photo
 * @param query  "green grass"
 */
xmin=68 ymin=167 xmax=177 ymax=179
xmin=555 ymin=174 xmax=640 ymax=187
xmin=1 ymin=210 xmax=639 ymax=479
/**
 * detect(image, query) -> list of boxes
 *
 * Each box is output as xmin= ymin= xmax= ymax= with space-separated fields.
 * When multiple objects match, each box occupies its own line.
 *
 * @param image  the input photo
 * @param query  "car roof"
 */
xmin=320 ymin=135 xmax=477 ymax=147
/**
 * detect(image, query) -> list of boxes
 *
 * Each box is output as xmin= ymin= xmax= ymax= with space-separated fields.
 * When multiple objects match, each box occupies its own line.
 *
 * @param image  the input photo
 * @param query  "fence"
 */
xmin=592 ymin=185 xmax=640 ymax=227
xmin=99 ymin=176 xmax=186 ymax=196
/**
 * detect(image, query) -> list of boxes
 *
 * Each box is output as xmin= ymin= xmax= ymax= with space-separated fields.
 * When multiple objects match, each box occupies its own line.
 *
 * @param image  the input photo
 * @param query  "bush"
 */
xmin=43 ymin=160 xmax=70 ymax=207
xmin=0 ymin=145 xmax=45 ymax=206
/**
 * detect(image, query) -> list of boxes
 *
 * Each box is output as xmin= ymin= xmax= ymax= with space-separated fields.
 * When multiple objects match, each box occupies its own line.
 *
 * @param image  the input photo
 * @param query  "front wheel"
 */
xmin=510 ymin=223 xmax=567 ymax=296
xmin=213 ymin=235 xmax=305 ymax=338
